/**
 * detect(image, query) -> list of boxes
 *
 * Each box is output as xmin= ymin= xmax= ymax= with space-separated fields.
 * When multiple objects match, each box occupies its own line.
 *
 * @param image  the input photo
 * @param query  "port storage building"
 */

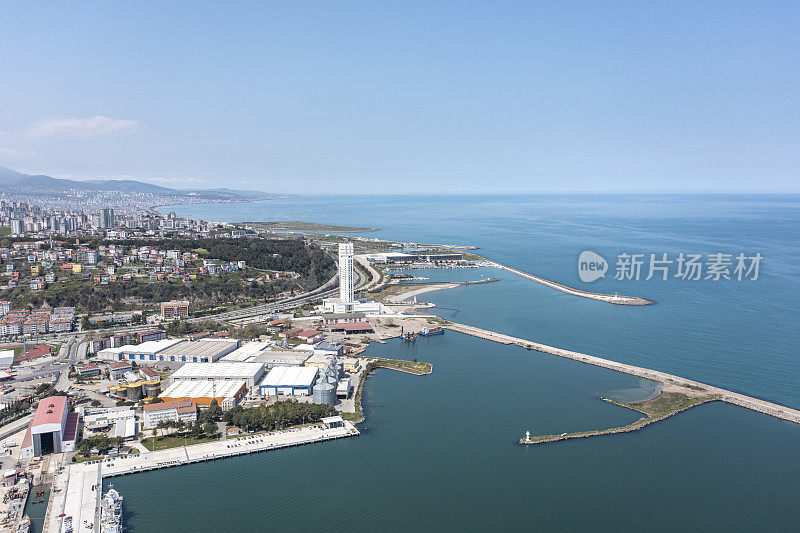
xmin=329 ymin=322 xmax=374 ymax=334
xmin=258 ymin=366 xmax=318 ymax=397
xmin=97 ymin=339 xmax=183 ymax=362
xmin=221 ymin=341 xmax=273 ymax=362
xmin=159 ymin=380 xmax=248 ymax=410
xmin=155 ymin=338 xmax=240 ymax=363
xmin=221 ymin=342 xmax=311 ymax=367
xmin=167 ymin=361 xmax=266 ymax=388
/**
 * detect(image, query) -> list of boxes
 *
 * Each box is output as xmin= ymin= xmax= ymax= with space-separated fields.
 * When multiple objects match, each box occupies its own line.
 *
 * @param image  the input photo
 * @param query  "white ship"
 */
xmin=99 ymin=486 xmax=123 ymax=533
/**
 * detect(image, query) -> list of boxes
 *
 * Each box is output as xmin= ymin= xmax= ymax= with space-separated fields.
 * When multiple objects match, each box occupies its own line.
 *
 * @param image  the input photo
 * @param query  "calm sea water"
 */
xmin=106 ymin=195 xmax=800 ymax=531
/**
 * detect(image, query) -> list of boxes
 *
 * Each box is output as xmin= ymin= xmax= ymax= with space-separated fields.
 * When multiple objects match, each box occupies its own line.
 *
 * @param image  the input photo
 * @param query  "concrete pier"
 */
xmin=444 ymin=321 xmax=800 ymax=424
xmin=44 ymin=421 xmax=359 ymax=533
xmin=489 ymin=262 xmax=653 ymax=305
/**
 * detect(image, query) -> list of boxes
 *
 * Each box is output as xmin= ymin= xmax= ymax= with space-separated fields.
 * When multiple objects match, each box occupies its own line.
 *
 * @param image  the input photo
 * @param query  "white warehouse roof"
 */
xmin=221 ymin=341 xmax=273 ymax=362
xmin=259 ymin=366 xmax=318 ymax=388
xmin=127 ymin=339 xmax=183 ymax=354
xmin=0 ymin=350 xmax=14 ymax=367
xmin=160 ymin=380 xmax=247 ymax=401
xmin=98 ymin=346 xmax=128 ymax=355
xmin=157 ymin=339 xmax=239 ymax=359
xmin=170 ymin=362 xmax=264 ymax=380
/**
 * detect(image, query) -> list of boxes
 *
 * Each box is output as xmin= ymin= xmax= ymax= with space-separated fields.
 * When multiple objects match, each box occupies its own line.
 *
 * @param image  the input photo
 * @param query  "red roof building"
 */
xmin=296 ymin=330 xmax=324 ymax=343
xmin=21 ymin=396 xmax=79 ymax=458
xmin=331 ymin=322 xmax=374 ymax=334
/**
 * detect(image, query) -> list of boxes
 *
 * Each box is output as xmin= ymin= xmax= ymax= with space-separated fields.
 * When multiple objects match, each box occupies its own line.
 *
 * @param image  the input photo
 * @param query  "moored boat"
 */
xmin=100 ymin=486 xmax=123 ymax=533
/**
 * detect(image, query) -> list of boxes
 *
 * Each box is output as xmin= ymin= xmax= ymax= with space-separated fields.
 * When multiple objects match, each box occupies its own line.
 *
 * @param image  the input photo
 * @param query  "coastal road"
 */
xmin=355 ymin=255 xmax=382 ymax=292
xmin=228 ymin=265 xmax=371 ymax=326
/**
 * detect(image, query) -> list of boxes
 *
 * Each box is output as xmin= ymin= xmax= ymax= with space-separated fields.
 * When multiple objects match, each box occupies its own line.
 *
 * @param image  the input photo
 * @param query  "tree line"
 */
xmin=222 ymin=400 xmax=336 ymax=433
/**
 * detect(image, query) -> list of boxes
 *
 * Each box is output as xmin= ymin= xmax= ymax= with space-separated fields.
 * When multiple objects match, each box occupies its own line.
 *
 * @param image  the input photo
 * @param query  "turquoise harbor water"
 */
xmin=107 ymin=195 xmax=800 ymax=531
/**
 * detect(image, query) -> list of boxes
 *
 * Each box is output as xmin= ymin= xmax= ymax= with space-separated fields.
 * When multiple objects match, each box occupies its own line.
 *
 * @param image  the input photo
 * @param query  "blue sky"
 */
xmin=0 ymin=1 xmax=798 ymax=193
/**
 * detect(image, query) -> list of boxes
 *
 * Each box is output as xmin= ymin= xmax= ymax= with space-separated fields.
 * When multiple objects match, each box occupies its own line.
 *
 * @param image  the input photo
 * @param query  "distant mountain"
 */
xmin=0 ymin=166 xmax=263 ymax=198
xmin=85 ymin=179 xmax=172 ymax=193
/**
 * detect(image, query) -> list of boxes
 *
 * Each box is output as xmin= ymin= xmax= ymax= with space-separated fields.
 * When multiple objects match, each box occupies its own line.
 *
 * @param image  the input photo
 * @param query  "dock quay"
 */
xmin=443 ymin=321 xmax=800 ymax=425
xmin=44 ymin=421 xmax=359 ymax=533
xmin=489 ymin=262 xmax=653 ymax=305
xmin=400 ymin=277 xmax=499 ymax=286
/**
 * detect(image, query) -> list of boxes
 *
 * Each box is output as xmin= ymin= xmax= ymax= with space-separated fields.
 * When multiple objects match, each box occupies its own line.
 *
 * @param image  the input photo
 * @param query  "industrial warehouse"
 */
xmin=155 ymin=338 xmax=240 ymax=363
xmin=97 ymin=338 xmax=240 ymax=363
xmin=97 ymin=338 xmax=183 ymax=361
xmin=159 ymin=380 xmax=248 ymax=410
xmin=167 ymin=361 xmax=266 ymax=388
xmin=220 ymin=341 xmax=311 ymax=366
xmin=258 ymin=366 xmax=319 ymax=397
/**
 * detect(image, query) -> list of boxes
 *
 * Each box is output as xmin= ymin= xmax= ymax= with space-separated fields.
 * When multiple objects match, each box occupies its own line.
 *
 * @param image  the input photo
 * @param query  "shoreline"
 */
xmin=347 ymin=358 xmax=433 ymax=424
xmin=389 ymin=283 xmax=459 ymax=303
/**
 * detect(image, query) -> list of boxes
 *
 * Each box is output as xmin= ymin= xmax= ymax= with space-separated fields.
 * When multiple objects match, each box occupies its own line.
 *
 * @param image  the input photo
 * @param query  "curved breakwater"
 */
xmin=489 ymin=262 xmax=654 ymax=305
xmin=521 ymin=396 xmax=721 ymax=445
xmin=444 ymin=321 xmax=800 ymax=424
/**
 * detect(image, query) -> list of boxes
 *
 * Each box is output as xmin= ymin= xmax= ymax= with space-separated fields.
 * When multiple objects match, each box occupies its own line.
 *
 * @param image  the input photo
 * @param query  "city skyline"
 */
xmin=0 ymin=2 xmax=798 ymax=194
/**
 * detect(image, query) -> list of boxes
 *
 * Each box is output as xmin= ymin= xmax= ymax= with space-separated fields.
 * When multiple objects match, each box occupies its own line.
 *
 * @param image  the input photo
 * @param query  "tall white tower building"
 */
xmin=338 ymin=242 xmax=354 ymax=303
xmin=323 ymin=241 xmax=383 ymax=315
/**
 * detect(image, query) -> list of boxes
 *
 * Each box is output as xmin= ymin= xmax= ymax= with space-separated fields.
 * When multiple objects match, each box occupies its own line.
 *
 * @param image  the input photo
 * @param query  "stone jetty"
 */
xmin=444 ymin=321 xmax=800 ymax=425
xmin=490 ymin=261 xmax=654 ymax=305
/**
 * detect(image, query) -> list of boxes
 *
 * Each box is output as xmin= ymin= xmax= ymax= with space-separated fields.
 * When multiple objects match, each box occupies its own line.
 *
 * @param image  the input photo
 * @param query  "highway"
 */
xmin=227 ymin=263 xmax=375 ymax=325
xmin=355 ymin=255 xmax=383 ymax=292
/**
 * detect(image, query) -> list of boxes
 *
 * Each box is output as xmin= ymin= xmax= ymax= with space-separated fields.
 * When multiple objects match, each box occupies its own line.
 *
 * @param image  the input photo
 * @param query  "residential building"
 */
xmin=143 ymin=399 xmax=197 ymax=429
xmin=160 ymin=300 xmax=189 ymax=319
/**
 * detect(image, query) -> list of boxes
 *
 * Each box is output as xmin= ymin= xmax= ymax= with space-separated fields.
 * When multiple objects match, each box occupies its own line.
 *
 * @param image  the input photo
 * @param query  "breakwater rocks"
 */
xmin=419 ymin=277 xmax=500 ymax=286
xmin=490 ymin=262 xmax=653 ymax=305
xmin=454 ymin=277 xmax=499 ymax=285
xmin=444 ymin=321 xmax=800 ymax=425
xmin=519 ymin=396 xmax=720 ymax=445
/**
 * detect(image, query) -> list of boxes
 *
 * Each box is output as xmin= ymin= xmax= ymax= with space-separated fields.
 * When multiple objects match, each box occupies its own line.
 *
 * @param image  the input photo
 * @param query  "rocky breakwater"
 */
xmin=490 ymin=262 xmax=654 ymax=305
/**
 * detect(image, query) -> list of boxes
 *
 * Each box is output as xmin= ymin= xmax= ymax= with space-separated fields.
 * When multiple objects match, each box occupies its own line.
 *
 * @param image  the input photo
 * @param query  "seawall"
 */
xmin=443 ymin=321 xmax=800 ymax=425
xmin=490 ymin=262 xmax=654 ymax=305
